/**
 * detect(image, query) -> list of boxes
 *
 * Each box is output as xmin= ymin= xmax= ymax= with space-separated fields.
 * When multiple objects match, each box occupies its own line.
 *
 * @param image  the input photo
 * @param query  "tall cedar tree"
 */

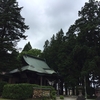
xmin=43 ymin=29 xmax=65 ymax=71
xmin=22 ymin=42 xmax=32 ymax=52
xmin=0 ymin=0 xmax=29 ymax=72
xmin=67 ymin=0 xmax=100 ymax=88
xmin=78 ymin=0 xmax=100 ymax=84
xmin=43 ymin=0 xmax=100 ymax=94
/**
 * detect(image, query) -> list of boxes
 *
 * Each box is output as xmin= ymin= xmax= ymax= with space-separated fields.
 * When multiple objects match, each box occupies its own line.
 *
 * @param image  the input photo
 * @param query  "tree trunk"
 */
xmin=60 ymin=80 xmax=63 ymax=95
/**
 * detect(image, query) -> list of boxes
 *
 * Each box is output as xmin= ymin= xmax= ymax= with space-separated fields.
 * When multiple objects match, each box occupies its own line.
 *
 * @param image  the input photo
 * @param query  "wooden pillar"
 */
xmin=40 ymin=76 xmax=42 ymax=86
xmin=9 ymin=77 xmax=12 ymax=83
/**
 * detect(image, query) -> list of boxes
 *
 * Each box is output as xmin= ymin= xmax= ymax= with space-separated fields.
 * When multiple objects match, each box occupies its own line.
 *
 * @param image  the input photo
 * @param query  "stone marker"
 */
xmin=95 ymin=87 xmax=100 ymax=100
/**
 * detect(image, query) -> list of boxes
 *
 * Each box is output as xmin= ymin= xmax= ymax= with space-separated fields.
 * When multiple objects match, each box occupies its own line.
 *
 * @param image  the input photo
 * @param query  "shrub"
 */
xmin=2 ymin=83 xmax=39 ymax=100
xmin=2 ymin=83 xmax=56 ymax=100
xmin=60 ymin=95 xmax=64 ymax=100
xmin=51 ymin=90 xmax=56 ymax=100
xmin=0 ymin=81 xmax=7 ymax=96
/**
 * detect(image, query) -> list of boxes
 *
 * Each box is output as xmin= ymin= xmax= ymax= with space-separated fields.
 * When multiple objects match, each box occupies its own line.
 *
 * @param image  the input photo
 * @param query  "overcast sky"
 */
xmin=16 ymin=0 xmax=100 ymax=51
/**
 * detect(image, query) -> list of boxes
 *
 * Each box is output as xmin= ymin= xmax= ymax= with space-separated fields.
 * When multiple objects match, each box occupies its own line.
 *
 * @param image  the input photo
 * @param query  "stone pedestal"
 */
xmin=95 ymin=87 xmax=100 ymax=100
xmin=78 ymin=90 xmax=82 ymax=96
xmin=76 ymin=87 xmax=85 ymax=100
xmin=77 ymin=95 xmax=85 ymax=100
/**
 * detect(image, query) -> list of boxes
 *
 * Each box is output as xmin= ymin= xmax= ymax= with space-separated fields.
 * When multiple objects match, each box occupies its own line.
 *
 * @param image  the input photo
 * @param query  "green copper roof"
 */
xmin=10 ymin=69 xmax=20 ymax=73
xmin=10 ymin=55 xmax=56 ymax=74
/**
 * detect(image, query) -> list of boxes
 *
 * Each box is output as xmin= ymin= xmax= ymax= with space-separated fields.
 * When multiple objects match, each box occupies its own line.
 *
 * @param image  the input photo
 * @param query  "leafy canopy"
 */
xmin=0 ymin=0 xmax=29 ymax=72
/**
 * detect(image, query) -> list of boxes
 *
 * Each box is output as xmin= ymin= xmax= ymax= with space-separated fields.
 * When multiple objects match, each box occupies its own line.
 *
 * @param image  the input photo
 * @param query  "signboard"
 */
xmin=43 ymin=90 xmax=50 ymax=97
xmin=33 ymin=89 xmax=42 ymax=98
xmin=33 ymin=88 xmax=50 ymax=98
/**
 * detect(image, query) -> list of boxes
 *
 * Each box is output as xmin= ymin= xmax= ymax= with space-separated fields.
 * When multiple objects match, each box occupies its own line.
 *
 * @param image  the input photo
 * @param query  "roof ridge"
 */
xmin=24 ymin=54 xmax=46 ymax=62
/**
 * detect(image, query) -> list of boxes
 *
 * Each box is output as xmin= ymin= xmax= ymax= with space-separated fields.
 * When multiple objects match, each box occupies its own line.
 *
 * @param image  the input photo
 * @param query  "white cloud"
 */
xmin=17 ymin=0 xmax=89 ymax=51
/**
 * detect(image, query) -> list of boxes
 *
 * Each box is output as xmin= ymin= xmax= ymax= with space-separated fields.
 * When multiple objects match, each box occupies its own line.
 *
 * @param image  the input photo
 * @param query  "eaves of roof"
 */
xmin=9 ymin=55 xmax=56 ymax=75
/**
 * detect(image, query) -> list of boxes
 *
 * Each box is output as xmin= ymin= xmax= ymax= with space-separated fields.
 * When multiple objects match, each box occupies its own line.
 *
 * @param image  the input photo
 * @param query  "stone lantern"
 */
xmin=95 ymin=87 xmax=100 ymax=100
xmin=76 ymin=86 xmax=85 ymax=100
xmin=77 ymin=86 xmax=83 ymax=96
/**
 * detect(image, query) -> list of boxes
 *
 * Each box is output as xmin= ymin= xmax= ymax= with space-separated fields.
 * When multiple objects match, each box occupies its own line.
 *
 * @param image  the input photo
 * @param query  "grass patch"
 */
xmin=0 ymin=98 xmax=34 ymax=100
xmin=0 ymin=98 xmax=10 ymax=100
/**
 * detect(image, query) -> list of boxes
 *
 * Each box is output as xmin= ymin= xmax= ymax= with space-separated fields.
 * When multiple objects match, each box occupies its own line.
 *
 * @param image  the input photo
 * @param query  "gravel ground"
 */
xmin=56 ymin=96 xmax=95 ymax=100
xmin=56 ymin=96 xmax=76 ymax=100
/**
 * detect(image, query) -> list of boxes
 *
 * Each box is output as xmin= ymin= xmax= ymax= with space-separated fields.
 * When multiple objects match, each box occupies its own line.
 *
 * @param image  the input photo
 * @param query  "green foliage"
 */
xmin=43 ymin=29 xmax=65 ymax=72
xmin=18 ymin=47 xmax=42 ymax=61
xmin=2 ymin=84 xmax=56 ymax=100
xmin=17 ymin=48 xmax=42 ymax=68
xmin=22 ymin=42 xmax=32 ymax=52
xmin=21 ymin=42 xmax=42 ymax=57
xmin=0 ymin=0 xmax=29 ymax=72
xmin=2 ymin=83 xmax=39 ymax=100
xmin=74 ymin=0 xmax=100 ymax=84
xmin=39 ymin=86 xmax=56 ymax=100
xmin=50 ymin=90 xmax=56 ymax=100
xmin=27 ymin=49 xmax=42 ymax=57
xmin=87 ymin=87 xmax=95 ymax=98
xmin=42 ymin=0 xmax=100 ymax=96
xmin=0 ymin=81 xmax=7 ymax=96
xmin=0 ymin=50 xmax=21 ymax=72
xmin=42 ymin=97 xmax=49 ymax=100
xmin=43 ymin=29 xmax=78 ymax=88
xmin=60 ymin=95 xmax=64 ymax=99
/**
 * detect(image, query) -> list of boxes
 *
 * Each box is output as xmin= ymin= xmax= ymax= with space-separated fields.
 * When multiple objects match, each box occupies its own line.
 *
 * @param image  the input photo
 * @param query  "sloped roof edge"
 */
xmin=10 ymin=55 xmax=56 ymax=75
xmin=9 ymin=65 xmax=56 ymax=74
